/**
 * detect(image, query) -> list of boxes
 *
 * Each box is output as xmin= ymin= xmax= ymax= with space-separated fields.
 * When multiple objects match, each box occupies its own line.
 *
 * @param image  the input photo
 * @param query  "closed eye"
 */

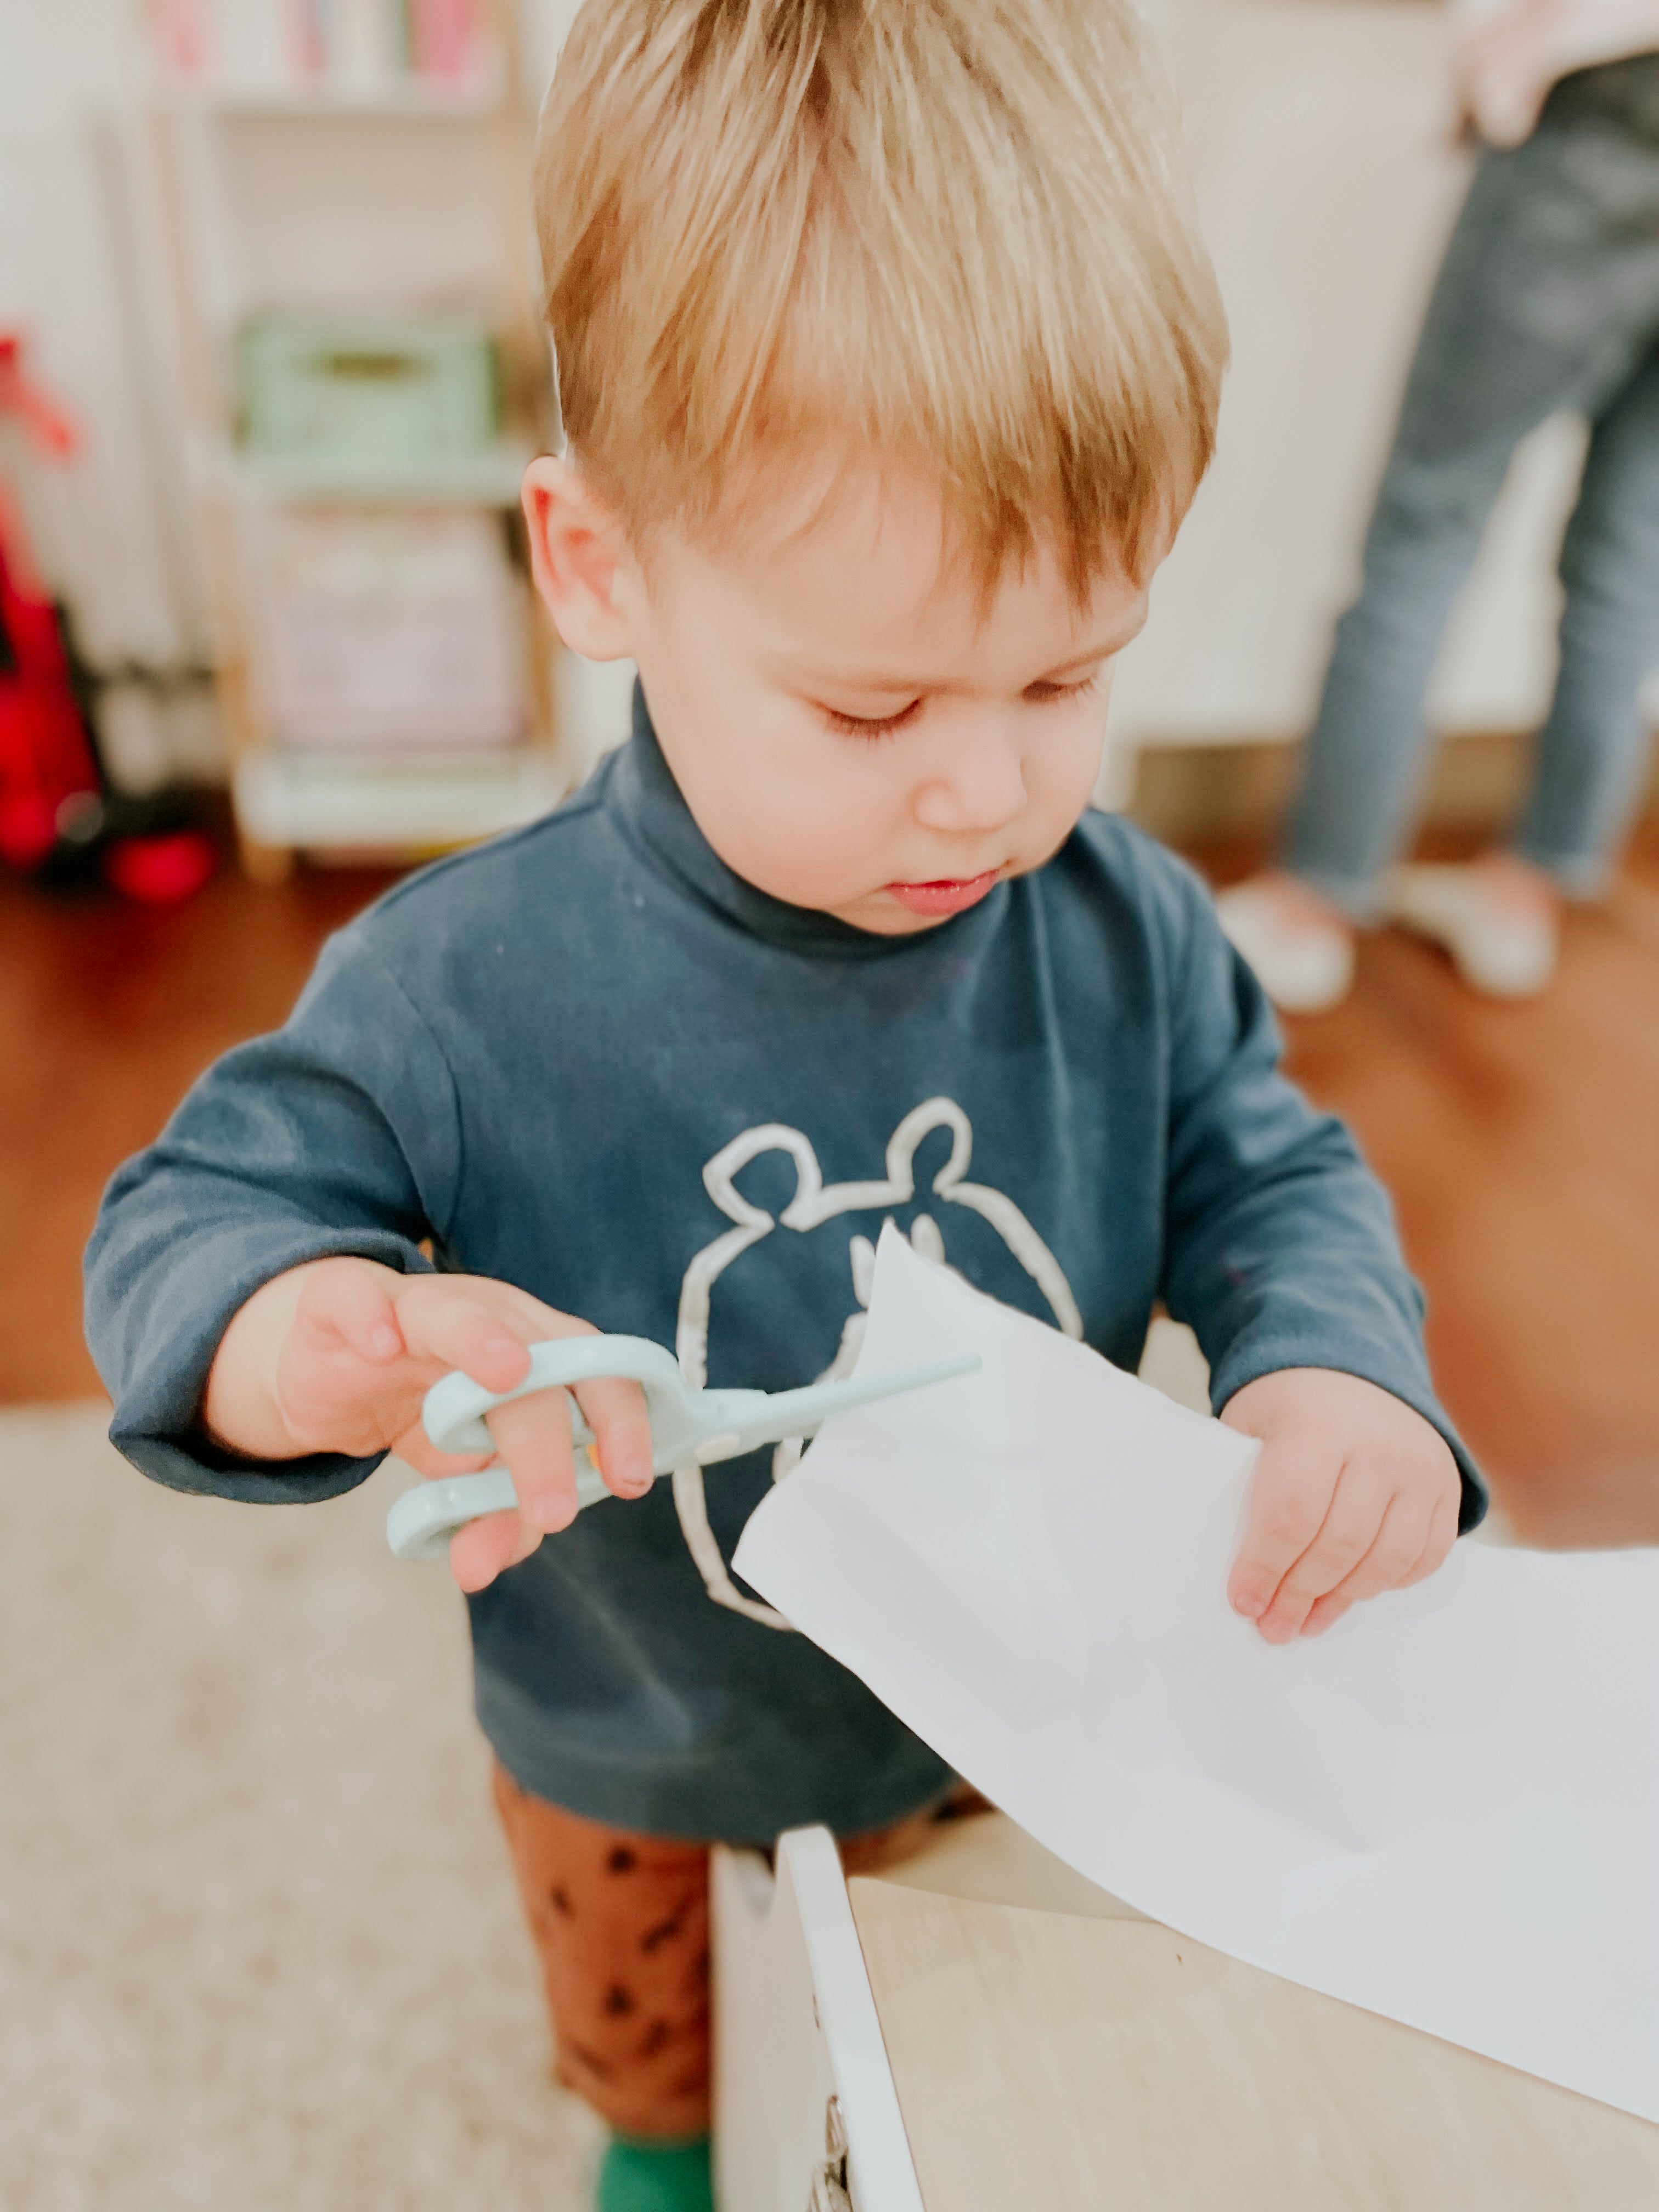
xmin=1024 ymin=670 xmax=1103 ymax=706
xmin=821 ymin=698 xmax=923 ymax=741
xmin=820 ymin=667 xmax=1102 ymax=741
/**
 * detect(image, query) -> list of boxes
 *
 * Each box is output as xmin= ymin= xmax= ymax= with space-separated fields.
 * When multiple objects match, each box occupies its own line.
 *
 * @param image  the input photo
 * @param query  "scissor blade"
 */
xmin=726 ymin=1353 xmax=981 ymax=1457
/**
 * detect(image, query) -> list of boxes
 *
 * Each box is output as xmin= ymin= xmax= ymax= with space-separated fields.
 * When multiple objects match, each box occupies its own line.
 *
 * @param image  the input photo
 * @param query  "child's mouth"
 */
xmin=885 ymin=871 xmax=1000 ymax=917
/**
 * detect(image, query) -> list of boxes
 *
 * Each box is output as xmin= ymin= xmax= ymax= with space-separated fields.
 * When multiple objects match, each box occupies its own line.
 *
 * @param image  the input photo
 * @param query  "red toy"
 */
xmin=0 ymin=333 xmax=215 ymax=902
xmin=0 ymin=338 xmax=98 ymax=870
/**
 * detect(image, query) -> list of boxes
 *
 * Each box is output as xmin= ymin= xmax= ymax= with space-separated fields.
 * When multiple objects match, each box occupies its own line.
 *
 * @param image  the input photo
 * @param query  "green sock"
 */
xmin=595 ymin=2134 xmax=714 ymax=2212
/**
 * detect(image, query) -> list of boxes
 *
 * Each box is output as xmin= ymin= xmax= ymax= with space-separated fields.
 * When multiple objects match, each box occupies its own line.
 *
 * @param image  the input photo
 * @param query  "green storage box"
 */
xmin=238 ymin=317 xmax=501 ymax=465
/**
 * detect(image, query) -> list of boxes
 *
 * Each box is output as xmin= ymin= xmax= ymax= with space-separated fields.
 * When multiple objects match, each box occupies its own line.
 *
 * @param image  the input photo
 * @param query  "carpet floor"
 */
xmin=2 ymin=1404 xmax=600 ymax=2212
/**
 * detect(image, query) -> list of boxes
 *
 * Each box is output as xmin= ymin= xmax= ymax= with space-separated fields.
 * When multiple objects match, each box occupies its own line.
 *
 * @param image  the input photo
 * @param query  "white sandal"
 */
xmin=1385 ymin=865 xmax=1558 ymax=1000
xmin=1215 ymin=882 xmax=1356 ymax=1014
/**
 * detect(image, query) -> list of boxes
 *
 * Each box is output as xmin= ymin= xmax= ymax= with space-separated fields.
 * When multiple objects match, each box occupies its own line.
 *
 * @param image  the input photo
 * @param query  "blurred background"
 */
xmin=3 ymin=1 xmax=1657 ymax=2205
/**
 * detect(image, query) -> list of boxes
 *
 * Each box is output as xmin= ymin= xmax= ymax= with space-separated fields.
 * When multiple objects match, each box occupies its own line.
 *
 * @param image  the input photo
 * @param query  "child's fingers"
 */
xmin=390 ymin=1420 xmax=492 ymax=1479
xmin=569 ymin=1374 xmax=656 ymax=1499
xmin=292 ymin=1258 xmax=406 ymax=1365
xmin=1225 ymin=1440 xmax=1341 ymax=1624
xmin=461 ymin=1289 xmax=654 ymax=1488
xmin=1305 ymin=1469 xmax=1460 ymax=1633
xmin=439 ymin=1384 xmax=646 ymax=1590
xmin=1251 ymin=1463 xmax=1393 ymax=1643
xmin=1396 ymin=1488 xmax=1462 ymax=1589
xmin=447 ymin=1508 xmax=539 ymax=1594
xmin=484 ymin=1390 xmax=583 ymax=1534
xmin=390 ymin=1279 xmax=538 ymax=1393
xmin=1295 ymin=1493 xmax=1435 ymax=1638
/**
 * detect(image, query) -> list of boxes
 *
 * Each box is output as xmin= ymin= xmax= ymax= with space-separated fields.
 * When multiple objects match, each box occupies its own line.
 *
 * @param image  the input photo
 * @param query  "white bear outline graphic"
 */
xmin=672 ymin=1096 xmax=1082 ymax=1628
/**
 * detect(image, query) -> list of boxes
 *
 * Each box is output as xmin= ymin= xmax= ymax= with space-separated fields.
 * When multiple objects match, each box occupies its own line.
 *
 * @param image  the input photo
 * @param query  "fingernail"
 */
xmin=486 ymin=1335 xmax=522 ymax=1363
xmin=597 ymin=1445 xmax=652 ymax=1497
xmin=529 ymin=1495 xmax=571 ymax=1531
xmin=369 ymin=1324 xmax=401 ymax=1359
xmin=1232 ymin=1591 xmax=1263 ymax=1620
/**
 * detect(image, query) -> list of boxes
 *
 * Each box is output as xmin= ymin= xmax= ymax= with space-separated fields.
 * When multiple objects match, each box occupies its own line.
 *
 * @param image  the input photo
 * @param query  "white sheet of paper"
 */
xmin=733 ymin=1227 xmax=1659 ymax=2121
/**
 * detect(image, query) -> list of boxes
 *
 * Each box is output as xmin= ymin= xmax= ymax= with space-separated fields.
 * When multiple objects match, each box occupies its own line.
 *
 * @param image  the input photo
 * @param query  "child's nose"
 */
xmin=911 ymin=724 xmax=1027 ymax=835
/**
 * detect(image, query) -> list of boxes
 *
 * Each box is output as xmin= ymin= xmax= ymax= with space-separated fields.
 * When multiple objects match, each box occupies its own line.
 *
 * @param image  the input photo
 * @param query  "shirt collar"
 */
xmin=609 ymin=679 xmax=1011 ymax=960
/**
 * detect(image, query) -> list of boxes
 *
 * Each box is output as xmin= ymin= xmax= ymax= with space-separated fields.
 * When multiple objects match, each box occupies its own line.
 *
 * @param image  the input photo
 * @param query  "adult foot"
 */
xmin=1215 ymin=873 xmax=1356 ymax=1014
xmin=1385 ymin=855 xmax=1559 ymax=999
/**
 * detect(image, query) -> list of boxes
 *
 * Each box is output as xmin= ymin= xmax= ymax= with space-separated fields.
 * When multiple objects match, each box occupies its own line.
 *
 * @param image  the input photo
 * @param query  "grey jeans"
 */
xmin=1284 ymin=56 xmax=1659 ymax=916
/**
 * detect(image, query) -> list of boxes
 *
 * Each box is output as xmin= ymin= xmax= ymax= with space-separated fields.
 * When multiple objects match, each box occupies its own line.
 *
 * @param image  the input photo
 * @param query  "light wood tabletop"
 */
xmin=849 ymin=1821 xmax=1659 ymax=2211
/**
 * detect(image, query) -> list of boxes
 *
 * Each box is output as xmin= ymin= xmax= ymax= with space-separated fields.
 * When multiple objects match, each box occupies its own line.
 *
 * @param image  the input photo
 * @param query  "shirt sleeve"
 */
xmin=83 ymin=928 xmax=463 ymax=1505
xmin=1152 ymin=858 xmax=1487 ymax=1532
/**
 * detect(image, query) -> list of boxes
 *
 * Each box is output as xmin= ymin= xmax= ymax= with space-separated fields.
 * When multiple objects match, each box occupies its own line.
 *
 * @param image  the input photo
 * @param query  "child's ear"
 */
xmin=521 ymin=455 xmax=634 ymax=661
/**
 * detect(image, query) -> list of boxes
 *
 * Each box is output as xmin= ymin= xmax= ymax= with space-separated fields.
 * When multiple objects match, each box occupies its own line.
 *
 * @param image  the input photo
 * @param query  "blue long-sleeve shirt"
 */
xmin=85 ymin=691 xmax=1482 ymax=1843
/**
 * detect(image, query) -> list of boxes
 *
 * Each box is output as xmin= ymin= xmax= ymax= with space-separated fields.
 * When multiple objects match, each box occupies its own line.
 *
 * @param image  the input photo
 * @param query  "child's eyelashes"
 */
xmin=817 ymin=669 xmax=1102 ymax=742
xmin=822 ymin=698 xmax=923 ymax=741
xmin=1025 ymin=670 xmax=1103 ymax=707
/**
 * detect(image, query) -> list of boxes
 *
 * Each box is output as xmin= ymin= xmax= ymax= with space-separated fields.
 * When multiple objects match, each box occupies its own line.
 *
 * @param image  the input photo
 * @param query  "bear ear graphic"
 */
xmin=884 ymin=1097 xmax=973 ymax=1196
xmin=702 ymin=1124 xmax=825 ymax=1231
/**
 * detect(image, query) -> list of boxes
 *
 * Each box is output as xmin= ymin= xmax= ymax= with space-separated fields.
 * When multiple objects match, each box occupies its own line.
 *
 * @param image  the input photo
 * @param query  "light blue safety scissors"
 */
xmin=385 ymin=1333 xmax=980 ymax=1561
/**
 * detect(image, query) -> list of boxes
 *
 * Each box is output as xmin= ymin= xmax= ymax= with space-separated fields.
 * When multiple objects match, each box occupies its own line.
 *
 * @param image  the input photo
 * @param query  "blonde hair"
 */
xmin=534 ymin=0 xmax=1227 ymax=596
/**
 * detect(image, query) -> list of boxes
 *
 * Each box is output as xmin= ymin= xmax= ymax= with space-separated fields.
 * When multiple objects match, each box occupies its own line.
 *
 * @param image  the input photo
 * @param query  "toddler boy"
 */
xmin=87 ymin=3 xmax=1483 ymax=2207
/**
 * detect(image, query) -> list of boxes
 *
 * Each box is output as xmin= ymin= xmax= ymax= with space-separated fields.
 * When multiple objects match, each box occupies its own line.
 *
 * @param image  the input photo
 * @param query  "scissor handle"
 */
xmin=420 ymin=1335 xmax=689 ymax=1459
xmin=385 ymin=1465 xmax=567 ymax=1561
xmin=389 ymin=1334 xmax=714 ymax=1564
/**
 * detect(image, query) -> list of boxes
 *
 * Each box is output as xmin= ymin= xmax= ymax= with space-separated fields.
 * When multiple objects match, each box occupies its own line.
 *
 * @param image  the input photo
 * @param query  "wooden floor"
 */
xmin=6 ymin=825 xmax=1658 ymax=1549
xmin=1 ymin=855 xmax=397 ymax=1405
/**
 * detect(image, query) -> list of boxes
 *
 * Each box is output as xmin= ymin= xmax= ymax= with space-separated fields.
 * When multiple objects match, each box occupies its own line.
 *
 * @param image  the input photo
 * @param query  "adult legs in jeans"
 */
xmin=1515 ymin=339 xmax=1659 ymax=893
xmin=1282 ymin=59 xmax=1659 ymax=920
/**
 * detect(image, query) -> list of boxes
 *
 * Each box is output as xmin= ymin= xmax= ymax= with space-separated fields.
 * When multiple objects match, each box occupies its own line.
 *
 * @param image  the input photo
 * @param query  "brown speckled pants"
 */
xmin=492 ymin=1762 xmax=980 ymax=2138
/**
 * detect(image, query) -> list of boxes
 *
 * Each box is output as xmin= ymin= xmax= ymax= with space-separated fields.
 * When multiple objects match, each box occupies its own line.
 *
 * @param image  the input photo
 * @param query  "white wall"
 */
xmin=0 ymin=2 xmax=203 ymax=665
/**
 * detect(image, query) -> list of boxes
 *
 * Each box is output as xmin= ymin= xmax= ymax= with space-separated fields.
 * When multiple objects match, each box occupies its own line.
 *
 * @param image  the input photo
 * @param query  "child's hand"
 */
xmin=202 ymin=1257 xmax=656 ymax=1592
xmin=1219 ymin=1369 xmax=1462 ymax=1642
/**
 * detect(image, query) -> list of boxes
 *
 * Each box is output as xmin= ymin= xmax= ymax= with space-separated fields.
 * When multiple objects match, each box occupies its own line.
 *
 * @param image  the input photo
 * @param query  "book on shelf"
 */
xmin=151 ymin=0 xmax=499 ymax=99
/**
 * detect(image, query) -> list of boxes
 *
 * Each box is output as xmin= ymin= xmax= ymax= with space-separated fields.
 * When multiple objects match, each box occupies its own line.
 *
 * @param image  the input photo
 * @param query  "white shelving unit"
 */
xmin=160 ymin=53 xmax=510 ymax=121
xmin=216 ymin=437 xmax=537 ymax=506
xmin=145 ymin=1 xmax=565 ymax=881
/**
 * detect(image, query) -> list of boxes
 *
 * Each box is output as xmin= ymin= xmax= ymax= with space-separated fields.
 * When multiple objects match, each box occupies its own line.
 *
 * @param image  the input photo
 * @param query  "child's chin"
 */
xmin=827 ymin=895 xmax=957 ymax=936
